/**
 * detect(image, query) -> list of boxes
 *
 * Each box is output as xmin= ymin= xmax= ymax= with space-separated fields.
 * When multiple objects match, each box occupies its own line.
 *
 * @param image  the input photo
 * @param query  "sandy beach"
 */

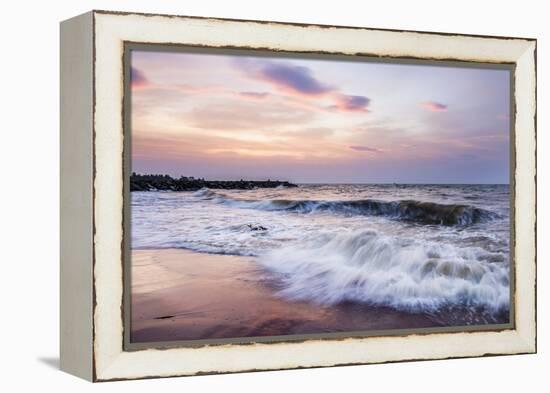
xmin=131 ymin=248 xmax=442 ymax=343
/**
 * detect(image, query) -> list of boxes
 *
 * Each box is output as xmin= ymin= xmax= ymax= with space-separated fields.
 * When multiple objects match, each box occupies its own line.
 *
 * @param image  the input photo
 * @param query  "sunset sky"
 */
xmin=130 ymin=49 xmax=510 ymax=184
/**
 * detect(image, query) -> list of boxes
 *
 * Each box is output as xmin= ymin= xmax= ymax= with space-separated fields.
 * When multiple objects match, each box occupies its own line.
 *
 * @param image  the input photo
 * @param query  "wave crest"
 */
xmin=196 ymin=189 xmax=498 ymax=226
xmin=193 ymin=187 xmax=218 ymax=199
xmin=259 ymin=229 xmax=509 ymax=314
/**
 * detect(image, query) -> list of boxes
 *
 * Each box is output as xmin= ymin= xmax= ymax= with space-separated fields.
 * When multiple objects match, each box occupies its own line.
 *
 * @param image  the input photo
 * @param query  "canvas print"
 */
xmin=128 ymin=48 xmax=512 ymax=344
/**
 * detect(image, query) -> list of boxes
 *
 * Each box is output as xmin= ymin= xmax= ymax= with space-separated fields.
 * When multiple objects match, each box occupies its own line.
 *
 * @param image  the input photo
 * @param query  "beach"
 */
xmin=131 ymin=248 xmax=442 ymax=343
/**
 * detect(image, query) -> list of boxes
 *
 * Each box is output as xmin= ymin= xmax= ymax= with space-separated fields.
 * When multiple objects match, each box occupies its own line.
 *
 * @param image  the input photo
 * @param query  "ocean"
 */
xmin=131 ymin=184 xmax=510 ymax=326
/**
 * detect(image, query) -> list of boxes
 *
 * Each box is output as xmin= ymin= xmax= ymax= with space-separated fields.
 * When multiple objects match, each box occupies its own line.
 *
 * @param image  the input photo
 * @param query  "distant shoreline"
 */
xmin=130 ymin=173 xmax=298 ymax=191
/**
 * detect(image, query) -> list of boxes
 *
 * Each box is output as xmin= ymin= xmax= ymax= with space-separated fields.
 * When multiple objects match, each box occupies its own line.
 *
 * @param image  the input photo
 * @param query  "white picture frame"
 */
xmin=60 ymin=10 xmax=536 ymax=382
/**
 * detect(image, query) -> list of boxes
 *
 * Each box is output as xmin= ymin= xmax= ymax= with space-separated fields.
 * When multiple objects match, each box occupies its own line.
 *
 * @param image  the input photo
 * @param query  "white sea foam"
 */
xmin=259 ymin=229 xmax=509 ymax=313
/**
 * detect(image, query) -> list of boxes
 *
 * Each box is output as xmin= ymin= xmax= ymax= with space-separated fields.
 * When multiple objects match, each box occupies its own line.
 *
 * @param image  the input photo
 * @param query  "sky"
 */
xmin=130 ymin=49 xmax=511 ymax=184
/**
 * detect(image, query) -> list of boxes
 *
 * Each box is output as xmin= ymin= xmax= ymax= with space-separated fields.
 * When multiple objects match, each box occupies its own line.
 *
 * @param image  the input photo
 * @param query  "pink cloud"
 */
xmin=349 ymin=145 xmax=382 ymax=153
xmin=421 ymin=101 xmax=448 ymax=112
xmin=330 ymin=94 xmax=370 ymax=113
xmin=239 ymin=91 xmax=270 ymax=100
xmin=130 ymin=67 xmax=149 ymax=89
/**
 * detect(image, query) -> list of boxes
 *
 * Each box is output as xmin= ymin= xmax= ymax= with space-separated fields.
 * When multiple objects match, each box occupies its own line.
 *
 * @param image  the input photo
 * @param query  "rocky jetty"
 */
xmin=130 ymin=173 xmax=298 ymax=192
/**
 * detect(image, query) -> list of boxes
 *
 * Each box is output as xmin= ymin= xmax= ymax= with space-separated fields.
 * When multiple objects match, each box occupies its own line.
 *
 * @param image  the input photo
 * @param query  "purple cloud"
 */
xmin=239 ymin=91 xmax=270 ymax=100
xmin=131 ymin=67 xmax=149 ymax=88
xmin=254 ymin=63 xmax=334 ymax=96
xmin=331 ymin=94 xmax=370 ymax=112
xmin=235 ymin=59 xmax=370 ymax=113
xmin=349 ymin=145 xmax=382 ymax=153
xmin=421 ymin=101 xmax=448 ymax=112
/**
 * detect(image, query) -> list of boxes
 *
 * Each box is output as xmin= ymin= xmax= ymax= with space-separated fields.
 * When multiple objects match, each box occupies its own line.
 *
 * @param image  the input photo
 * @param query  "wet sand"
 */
xmin=131 ymin=249 xmax=442 ymax=343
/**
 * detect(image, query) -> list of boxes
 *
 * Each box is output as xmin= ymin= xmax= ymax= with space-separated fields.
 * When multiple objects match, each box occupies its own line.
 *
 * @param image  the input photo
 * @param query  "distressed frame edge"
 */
xmin=59 ymin=11 xmax=95 ymax=381
xmin=91 ymin=8 xmax=537 ymax=42
xmin=512 ymin=40 xmax=537 ymax=354
xmin=90 ymin=11 xmax=537 ymax=381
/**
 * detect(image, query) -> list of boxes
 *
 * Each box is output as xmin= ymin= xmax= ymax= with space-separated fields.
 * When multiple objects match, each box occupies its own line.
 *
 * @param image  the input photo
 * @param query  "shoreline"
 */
xmin=131 ymin=248 xmax=444 ymax=343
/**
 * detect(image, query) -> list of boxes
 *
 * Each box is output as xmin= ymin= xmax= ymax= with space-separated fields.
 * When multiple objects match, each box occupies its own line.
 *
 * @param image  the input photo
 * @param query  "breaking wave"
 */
xmin=194 ymin=188 xmax=498 ymax=226
xmin=259 ymin=229 xmax=509 ymax=314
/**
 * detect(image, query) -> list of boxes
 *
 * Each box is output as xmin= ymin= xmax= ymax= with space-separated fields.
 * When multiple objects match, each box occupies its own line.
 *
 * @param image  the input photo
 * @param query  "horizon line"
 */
xmin=130 ymin=173 xmax=509 ymax=186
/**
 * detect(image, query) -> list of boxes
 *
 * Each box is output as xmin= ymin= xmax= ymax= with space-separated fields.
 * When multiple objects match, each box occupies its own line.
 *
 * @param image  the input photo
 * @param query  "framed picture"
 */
xmin=60 ymin=10 xmax=537 ymax=381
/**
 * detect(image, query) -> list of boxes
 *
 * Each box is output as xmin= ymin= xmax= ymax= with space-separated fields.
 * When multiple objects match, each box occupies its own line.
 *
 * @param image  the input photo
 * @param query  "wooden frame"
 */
xmin=60 ymin=10 xmax=536 ymax=382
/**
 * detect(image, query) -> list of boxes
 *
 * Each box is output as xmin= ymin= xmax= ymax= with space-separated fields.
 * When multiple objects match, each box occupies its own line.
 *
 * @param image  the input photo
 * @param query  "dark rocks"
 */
xmin=130 ymin=173 xmax=298 ymax=192
xmin=247 ymin=224 xmax=268 ymax=231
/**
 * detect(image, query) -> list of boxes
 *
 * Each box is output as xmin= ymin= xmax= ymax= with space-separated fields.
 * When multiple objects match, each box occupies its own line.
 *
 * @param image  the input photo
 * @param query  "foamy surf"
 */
xmin=259 ymin=229 xmax=509 ymax=314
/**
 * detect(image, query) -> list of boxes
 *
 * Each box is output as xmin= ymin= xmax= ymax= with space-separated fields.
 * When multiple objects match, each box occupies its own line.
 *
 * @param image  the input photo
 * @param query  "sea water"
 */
xmin=132 ymin=184 xmax=510 ymax=325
